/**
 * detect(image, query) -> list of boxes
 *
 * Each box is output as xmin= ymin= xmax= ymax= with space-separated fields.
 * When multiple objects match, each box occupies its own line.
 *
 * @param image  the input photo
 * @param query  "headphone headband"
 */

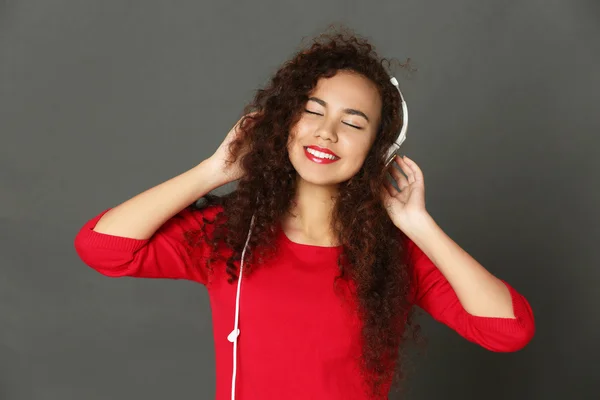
xmin=385 ymin=76 xmax=408 ymax=167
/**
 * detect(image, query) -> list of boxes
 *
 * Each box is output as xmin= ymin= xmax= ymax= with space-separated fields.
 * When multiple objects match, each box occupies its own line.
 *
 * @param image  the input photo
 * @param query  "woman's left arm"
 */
xmin=381 ymin=155 xmax=535 ymax=351
xmin=404 ymin=226 xmax=536 ymax=352
xmin=406 ymin=212 xmax=515 ymax=318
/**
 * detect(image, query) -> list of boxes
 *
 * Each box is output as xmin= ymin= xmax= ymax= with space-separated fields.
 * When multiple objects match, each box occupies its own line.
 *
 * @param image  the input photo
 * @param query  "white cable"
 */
xmin=228 ymin=213 xmax=256 ymax=400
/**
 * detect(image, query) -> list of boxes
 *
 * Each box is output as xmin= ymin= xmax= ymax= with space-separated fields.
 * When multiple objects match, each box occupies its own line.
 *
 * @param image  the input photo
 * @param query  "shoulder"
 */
xmin=185 ymin=202 xmax=224 ymax=220
xmin=155 ymin=203 xmax=226 ymax=242
xmin=175 ymin=203 xmax=226 ymax=237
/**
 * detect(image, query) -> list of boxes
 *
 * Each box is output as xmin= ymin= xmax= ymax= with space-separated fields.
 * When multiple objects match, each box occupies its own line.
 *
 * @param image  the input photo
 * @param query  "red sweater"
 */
xmin=74 ymin=204 xmax=535 ymax=400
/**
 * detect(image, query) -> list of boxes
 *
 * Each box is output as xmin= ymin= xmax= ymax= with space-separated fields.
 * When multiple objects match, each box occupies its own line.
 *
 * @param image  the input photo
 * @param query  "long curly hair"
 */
xmin=186 ymin=25 xmax=422 ymax=398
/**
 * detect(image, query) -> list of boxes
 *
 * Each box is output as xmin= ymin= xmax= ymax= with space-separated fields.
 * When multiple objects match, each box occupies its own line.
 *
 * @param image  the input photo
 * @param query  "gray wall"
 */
xmin=2 ymin=1 xmax=598 ymax=399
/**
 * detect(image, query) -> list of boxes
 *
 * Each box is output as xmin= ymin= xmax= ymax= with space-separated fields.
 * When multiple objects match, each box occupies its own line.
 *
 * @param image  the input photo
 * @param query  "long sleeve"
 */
xmin=73 ymin=204 xmax=223 ymax=286
xmin=406 ymin=237 xmax=535 ymax=352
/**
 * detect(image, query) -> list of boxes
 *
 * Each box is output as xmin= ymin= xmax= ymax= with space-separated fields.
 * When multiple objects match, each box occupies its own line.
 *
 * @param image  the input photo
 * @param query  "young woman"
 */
xmin=74 ymin=28 xmax=535 ymax=400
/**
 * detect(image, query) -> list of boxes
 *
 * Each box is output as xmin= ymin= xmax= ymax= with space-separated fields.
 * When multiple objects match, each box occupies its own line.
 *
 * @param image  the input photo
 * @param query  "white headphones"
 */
xmin=226 ymin=76 xmax=408 ymax=400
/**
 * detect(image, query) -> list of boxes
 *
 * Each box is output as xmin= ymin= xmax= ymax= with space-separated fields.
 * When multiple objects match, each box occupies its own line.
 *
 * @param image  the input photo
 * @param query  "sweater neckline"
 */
xmin=276 ymin=222 xmax=343 ymax=255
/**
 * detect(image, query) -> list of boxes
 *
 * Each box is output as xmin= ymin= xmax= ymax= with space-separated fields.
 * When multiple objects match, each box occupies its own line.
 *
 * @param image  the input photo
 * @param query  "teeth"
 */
xmin=307 ymin=148 xmax=337 ymax=160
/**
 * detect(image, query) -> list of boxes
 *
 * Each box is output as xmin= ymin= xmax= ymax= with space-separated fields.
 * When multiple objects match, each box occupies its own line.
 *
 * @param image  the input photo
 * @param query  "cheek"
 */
xmin=290 ymin=118 xmax=309 ymax=135
xmin=344 ymin=135 xmax=373 ymax=158
xmin=287 ymin=120 xmax=311 ymax=147
xmin=286 ymin=128 xmax=300 ymax=151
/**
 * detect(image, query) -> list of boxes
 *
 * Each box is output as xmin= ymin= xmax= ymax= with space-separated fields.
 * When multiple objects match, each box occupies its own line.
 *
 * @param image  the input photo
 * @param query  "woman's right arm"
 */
xmin=73 ymin=158 xmax=227 ymax=285
xmin=92 ymin=158 xmax=223 ymax=240
xmin=74 ymin=113 xmax=254 ymax=284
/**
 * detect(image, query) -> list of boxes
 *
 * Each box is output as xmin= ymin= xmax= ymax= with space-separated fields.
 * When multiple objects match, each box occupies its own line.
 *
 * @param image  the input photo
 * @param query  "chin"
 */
xmin=298 ymin=173 xmax=342 ymax=187
xmin=293 ymin=163 xmax=351 ymax=187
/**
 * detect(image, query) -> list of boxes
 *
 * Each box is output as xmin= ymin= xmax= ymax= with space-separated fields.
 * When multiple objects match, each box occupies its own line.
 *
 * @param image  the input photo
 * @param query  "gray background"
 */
xmin=2 ymin=0 xmax=598 ymax=399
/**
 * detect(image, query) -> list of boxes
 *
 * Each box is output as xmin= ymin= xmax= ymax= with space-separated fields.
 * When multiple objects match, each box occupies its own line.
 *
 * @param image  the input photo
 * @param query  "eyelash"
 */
xmin=304 ymin=110 xmax=363 ymax=130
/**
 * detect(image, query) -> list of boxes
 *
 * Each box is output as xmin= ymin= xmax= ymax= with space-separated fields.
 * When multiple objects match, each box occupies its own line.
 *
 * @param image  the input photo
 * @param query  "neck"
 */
xmin=281 ymin=174 xmax=340 ymax=246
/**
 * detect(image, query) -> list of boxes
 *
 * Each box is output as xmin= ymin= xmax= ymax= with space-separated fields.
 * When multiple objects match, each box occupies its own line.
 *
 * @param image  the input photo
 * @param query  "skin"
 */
xmin=282 ymin=70 xmax=383 ymax=247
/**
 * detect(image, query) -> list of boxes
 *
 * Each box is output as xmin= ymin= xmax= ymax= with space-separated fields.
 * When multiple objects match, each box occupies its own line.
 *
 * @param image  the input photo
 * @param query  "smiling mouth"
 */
xmin=303 ymin=146 xmax=340 ymax=164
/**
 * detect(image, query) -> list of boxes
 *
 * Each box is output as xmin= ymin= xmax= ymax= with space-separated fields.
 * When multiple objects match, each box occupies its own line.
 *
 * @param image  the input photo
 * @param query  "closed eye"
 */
xmin=304 ymin=110 xmax=322 ymax=116
xmin=304 ymin=110 xmax=363 ymax=130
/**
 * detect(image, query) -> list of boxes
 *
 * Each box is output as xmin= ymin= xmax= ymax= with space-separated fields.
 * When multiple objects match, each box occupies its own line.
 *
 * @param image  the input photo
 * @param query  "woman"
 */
xmin=74 ymin=28 xmax=535 ymax=400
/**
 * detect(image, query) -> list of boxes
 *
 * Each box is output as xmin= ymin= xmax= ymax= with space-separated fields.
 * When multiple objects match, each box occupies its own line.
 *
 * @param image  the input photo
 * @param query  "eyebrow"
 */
xmin=307 ymin=96 xmax=370 ymax=123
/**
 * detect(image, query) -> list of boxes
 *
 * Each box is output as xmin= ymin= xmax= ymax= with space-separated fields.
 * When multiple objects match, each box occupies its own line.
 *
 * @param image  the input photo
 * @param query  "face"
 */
xmin=287 ymin=70 xmax=382 ymax=187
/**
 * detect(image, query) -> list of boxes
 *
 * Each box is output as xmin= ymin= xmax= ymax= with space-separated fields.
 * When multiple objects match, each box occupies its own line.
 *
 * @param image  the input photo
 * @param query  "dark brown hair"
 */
xmin=187 ymin=25 xmax=422 ymax=398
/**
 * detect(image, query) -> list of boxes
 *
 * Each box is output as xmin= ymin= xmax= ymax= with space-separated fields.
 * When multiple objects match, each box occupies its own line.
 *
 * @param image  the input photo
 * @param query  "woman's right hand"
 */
xmin=208 ymin=112 xmax=259 ymax=185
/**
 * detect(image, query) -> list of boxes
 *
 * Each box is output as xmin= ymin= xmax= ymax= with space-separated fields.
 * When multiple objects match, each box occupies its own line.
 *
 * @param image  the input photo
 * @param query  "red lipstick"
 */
xmin=304 ymin=146 xmax=340 ymax=164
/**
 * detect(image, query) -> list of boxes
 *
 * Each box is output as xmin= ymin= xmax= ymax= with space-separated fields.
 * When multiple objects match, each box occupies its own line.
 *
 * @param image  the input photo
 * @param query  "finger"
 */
xmin=401 ymin=155 xmax=424 ymax=183
xmin=395 ymin=155 xmax=416 ymax=184
xmin=389 ymin=162 xmax=409 ymax=190
xmin=383 ymin=178 xmax=398 ymax=197
xmin=380 ymin=181 xmax=394 ymax=205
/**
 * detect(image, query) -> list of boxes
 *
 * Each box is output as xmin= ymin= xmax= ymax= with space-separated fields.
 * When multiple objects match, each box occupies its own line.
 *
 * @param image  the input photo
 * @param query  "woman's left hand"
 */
xmin=380 ymin=155 xmax=429 ymax=231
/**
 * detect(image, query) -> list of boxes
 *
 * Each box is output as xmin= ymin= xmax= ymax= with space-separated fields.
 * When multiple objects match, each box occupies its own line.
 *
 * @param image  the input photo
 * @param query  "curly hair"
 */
xmin=186 ymin=25 xmax=422 ymax=398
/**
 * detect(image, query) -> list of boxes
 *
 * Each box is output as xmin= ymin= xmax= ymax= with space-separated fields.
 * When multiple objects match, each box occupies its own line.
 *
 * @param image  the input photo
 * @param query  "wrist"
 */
xmin=193 ymin=158 xmax=227 ymax=192
xmin=402 ymin=212 xmax=437 ymax=239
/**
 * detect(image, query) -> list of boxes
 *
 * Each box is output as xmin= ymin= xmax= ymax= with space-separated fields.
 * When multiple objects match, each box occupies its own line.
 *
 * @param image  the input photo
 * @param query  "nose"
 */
xmin=314 ymin=118 xmax=338 ymax=143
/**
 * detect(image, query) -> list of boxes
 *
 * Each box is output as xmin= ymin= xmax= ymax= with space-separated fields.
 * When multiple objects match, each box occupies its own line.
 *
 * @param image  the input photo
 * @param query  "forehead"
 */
xmin=309 ymin=71 xmax=382 ymax=117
